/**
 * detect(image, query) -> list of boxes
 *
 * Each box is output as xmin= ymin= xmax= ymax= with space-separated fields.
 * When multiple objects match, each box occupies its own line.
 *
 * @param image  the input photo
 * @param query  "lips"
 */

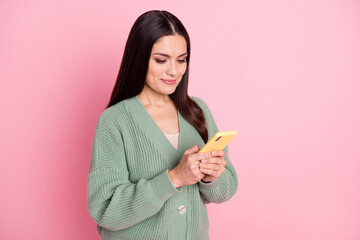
xmin=161 ymin=79 xmax=176 ymax=85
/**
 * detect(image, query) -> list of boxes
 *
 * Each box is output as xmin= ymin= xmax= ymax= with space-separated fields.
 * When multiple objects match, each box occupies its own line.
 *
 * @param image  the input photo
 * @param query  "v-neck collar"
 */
xmin=125 ymin=95 xmax=192 ymax=161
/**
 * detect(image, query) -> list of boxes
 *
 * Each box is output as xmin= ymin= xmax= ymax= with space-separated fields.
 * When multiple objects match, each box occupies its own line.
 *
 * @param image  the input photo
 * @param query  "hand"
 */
xmin=200 ymin=151 xmax=227 ymax=183
xmin=169 ymin=145 xmax=213 ymax=188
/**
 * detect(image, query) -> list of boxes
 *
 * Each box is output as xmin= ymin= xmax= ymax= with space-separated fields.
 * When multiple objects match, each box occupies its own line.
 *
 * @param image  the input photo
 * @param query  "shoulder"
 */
xmin=190 ymin=95 xmax=205 ymax=104
xmin=190 ymin=96 xmax=211 ymax=114
xmin=96 ymin=98 xmax=131 ymax=129
xmin=190 ymin=96 xmax=208 ymax=109
xmin=190 ymin=96 xmax=218 ymax=130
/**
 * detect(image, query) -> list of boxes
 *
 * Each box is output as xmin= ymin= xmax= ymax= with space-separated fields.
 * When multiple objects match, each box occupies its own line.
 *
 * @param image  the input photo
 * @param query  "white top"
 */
xmin=164 ymin=132 xmax=179 ymax=150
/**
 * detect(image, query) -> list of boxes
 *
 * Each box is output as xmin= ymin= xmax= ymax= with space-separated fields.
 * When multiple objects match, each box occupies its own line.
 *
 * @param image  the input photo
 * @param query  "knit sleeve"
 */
xmin=191 ymin=96 xmax=238 ymax=204
xmin=87 ymin=112 xmax=181 ymax=231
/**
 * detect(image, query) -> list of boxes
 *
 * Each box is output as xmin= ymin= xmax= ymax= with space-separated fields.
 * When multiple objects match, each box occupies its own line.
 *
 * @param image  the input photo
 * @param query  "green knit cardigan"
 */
xmin=87 ymin=96 xmax=238 ymax=240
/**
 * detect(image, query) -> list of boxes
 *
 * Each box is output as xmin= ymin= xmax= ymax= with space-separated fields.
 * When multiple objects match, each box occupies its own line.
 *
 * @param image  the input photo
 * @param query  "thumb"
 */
xmin=185 ymin=145 xmax=200 ymax=155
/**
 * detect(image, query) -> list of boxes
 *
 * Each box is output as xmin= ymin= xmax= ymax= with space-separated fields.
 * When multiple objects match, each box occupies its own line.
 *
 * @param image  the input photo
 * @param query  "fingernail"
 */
xmin=212 ymin=151 xmax=216 ymax=156
xmin=201 ymin=160 xmax=206 ymax=163
xmin=200 ymin=163 xmax=204 ymax=167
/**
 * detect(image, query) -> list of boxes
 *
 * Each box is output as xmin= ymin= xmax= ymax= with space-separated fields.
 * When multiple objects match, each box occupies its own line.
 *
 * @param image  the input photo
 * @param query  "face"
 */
xmin=144 ymin=34 xmax=188 ymax=96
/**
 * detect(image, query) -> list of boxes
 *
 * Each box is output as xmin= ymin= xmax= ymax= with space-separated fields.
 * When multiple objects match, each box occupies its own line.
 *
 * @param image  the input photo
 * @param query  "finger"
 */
xmin=202 ymin=176 xmax=216 ymax=182
xmin=189 ymin=152 xmax=212 ymax=162
xmin=199 ymin=168 xmax=222 ymax=177
xmin=210 ymin=150 xmax=225 ymax=158
xmin=199 ymin=163 xmax=221 ymax=171
xmin=201 ymin=157 xmax=225 ymax=165
xmin=184 ymin=145 xmax=200 ymax=155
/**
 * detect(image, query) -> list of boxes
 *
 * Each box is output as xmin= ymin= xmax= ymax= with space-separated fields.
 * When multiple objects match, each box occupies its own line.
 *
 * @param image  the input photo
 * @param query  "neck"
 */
xmin=137 ymin=85 xmax=171 ymax=107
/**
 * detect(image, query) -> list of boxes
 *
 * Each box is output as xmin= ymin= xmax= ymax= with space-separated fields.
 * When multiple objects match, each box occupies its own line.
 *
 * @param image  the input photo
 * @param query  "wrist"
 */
xmin=168 ymin=169 xmax=182 ymax=188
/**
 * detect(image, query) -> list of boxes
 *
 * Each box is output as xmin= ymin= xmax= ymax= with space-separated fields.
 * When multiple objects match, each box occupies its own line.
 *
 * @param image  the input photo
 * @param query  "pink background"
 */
xmin=1 ymin=0 xmax=360 ymax=239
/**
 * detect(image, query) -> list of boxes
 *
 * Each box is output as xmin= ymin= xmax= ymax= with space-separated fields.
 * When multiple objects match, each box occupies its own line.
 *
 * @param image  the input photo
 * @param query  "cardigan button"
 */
xmin=177 ymin=205 xmax=186 ymax=214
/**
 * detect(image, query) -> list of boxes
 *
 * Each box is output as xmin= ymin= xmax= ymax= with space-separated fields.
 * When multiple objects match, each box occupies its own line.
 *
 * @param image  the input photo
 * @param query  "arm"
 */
xmin=192 ymin=97 xmax=238 ymax=203
xmin=87 ymin=113 xmax=181 ymax=231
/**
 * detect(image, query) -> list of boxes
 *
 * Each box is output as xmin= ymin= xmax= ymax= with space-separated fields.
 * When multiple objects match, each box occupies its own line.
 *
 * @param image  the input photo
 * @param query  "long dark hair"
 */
xmin=107 ymin=10 xmax=208 ymax=143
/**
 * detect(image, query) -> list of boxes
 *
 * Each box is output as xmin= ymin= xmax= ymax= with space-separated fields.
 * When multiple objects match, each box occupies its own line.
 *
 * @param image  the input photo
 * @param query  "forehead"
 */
xmin=151 ymin=34 xmax=187 ymax=56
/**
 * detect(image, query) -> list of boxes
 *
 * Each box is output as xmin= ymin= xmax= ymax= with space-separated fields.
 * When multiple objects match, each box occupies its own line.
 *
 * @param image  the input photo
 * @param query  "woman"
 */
xmin=87 ymin=10 xmax=238 ymax=240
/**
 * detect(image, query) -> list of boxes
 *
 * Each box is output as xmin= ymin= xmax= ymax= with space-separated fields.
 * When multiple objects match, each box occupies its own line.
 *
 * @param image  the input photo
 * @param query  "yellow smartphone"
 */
xmin=199 ymin=131 xmax=238 ymax=153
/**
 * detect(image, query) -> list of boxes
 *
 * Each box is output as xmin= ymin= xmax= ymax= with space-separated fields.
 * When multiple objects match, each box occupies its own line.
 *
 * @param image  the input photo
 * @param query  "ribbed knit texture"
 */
xmin=87 ymin=96 xmax=238 ymax=240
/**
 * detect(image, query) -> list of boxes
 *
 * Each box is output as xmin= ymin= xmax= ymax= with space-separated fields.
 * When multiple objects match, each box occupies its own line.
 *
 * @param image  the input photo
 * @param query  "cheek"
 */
xmin=148 ymin=62 xmax=165 ymax=78
xmin=180 ymin=64 xmax=187 ymax=75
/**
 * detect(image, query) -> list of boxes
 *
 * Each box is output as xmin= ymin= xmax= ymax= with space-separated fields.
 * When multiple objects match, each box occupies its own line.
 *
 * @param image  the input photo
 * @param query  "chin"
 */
xmin=162 ymin=88 xmax=177 ymax=96
xmin=159 ymin=85 xmax=179 ymax=95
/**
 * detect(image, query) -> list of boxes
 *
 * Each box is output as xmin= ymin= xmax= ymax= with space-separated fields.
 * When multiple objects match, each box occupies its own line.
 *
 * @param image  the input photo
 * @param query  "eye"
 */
xmin=177 ymin=59 xmax=186 ymax=63
xmin=155 ymin=59 xmax=166 ymax=63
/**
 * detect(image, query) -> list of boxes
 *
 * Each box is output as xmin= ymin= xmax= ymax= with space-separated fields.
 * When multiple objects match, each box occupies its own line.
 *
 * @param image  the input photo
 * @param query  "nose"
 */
xmin=166 ymin=60 xmax=178 ymax=76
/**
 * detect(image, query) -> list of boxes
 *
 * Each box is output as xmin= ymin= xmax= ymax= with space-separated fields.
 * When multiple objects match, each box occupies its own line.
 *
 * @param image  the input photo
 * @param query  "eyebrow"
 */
xmin=152 ymin=52 xmax=188 ymax=58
